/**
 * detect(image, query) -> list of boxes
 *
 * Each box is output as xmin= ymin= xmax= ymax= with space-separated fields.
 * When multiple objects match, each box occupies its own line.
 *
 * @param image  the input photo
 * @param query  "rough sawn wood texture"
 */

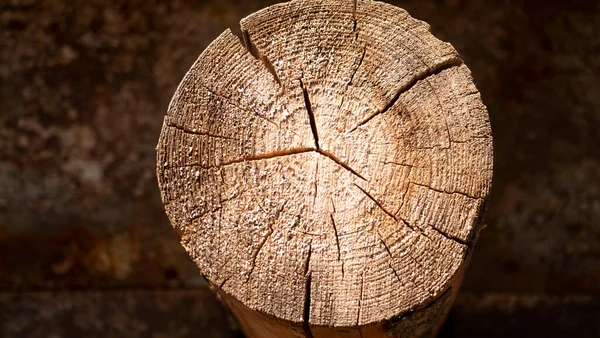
xmin=156 ymin=0 xmax=493 ymax=337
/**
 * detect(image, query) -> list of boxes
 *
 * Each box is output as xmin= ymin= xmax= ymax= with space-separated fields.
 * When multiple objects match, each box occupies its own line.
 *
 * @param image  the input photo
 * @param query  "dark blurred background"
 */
xmin=1 ymin=0 xmax=599 ymax=337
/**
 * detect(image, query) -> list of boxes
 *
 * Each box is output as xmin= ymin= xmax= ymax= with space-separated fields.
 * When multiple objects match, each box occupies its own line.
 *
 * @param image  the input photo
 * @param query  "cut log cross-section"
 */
xmin=156 ymin=0 xmax=493 ymax=337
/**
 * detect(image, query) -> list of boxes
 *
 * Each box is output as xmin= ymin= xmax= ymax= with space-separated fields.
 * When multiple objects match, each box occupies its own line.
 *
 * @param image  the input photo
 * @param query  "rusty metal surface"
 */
xmin=1 ymin=291 xmax=598 ymax=338
xmin=0 ymin=290 xmax=239 ymax=338
xmin=1 ymin=0 xmax=599 ymax=336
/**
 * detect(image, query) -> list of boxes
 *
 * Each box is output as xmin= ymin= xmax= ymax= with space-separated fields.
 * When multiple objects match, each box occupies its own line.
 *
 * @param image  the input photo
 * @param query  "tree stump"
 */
xmin=156 ymin=0 xmax=492 ymax=337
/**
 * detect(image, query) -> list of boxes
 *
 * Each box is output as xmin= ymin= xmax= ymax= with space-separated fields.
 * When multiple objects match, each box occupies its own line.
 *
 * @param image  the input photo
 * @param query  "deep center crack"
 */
xmin=299 ymin=77 xmax=367 ymax=181
xmin=299 ymin=78 xmax=320 ymax=149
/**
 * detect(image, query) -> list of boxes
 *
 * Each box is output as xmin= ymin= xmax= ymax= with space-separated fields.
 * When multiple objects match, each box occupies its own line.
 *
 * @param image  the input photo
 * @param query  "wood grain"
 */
xmin=156 ymin=0 xmax=492 ymax=336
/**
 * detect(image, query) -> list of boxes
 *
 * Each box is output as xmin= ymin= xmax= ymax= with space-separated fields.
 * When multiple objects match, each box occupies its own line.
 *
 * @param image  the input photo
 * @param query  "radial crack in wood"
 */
xmin=329 ymin=213 xmax=341 ymax=261
xmin=299 ymin=78 xmax=320 ymax=149
xmin=156 ymin=0 xmax=493 ymax=337
xmin=347 ymin=57 xmax=463 ymax=134
xmin=354 ymin=183 xmax=397 ymax=221
xmin=303 ymin=273 xmax=314 ymax=338
xmin=317 ymin=149 xmax=367 ymax=181
xmin=241 ymin=28 xmax=282 ymax=86
xmin=164 ymin=147 xmax=315 ymax=170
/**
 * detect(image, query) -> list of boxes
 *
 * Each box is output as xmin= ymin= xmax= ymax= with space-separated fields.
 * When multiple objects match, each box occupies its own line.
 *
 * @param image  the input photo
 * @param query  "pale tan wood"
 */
xmin=156 ymin=0 xmax=492 ymax=337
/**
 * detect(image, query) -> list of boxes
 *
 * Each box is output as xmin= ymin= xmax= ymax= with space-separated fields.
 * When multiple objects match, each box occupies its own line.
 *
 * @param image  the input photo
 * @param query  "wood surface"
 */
xmin=156 ymin=0 xmax=492 ymax=337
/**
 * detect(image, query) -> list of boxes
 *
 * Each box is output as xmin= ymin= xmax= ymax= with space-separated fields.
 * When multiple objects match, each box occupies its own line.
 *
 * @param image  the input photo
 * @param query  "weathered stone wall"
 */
xmin=1 ymin=0 xmax=599 ymax=336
